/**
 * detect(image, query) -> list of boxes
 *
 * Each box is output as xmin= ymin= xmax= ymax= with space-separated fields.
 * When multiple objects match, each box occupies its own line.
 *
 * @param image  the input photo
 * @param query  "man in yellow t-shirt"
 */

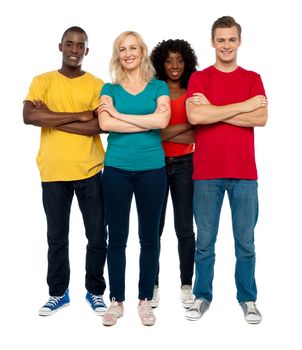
xmin=23 ymin=26 xmax=107 ymax=316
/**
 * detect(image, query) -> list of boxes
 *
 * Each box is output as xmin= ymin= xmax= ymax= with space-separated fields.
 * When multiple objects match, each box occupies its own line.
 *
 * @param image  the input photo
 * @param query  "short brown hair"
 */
xmin=211 ymin=16 xmax=242 ymax=40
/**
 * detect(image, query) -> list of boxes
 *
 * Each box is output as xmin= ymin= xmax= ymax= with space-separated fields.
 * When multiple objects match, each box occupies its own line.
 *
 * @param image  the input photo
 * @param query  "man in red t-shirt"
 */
xmin=184 ymin=16 xmax=268 ymax=324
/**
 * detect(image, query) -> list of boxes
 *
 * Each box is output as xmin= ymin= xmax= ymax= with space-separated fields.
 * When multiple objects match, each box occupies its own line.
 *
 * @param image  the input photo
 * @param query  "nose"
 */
xmin=70 ymin=44 xmax=78 ymax=53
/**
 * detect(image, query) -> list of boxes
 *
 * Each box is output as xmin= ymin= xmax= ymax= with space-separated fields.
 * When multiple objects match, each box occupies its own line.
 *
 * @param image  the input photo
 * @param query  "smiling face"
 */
xmin=164 ymin=51 xmax=185 ymax=82
xmin=59 ymin=31 xmax=88 ymax=70
xmin=118 ymin=34 xmax=143 ymax=72
xmin=212 ymin=26 xmax=241 ymax=67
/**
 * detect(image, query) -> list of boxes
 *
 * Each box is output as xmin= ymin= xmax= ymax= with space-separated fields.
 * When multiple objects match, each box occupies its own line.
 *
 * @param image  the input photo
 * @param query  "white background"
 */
xmin=1 ymin=0 xmax=301 ymax=349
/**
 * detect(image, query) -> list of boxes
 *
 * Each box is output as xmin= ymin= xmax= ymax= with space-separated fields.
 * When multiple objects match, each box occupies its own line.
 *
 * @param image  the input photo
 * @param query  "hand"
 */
xmin=187 ymin=93 xmax=210 ymax=105
xmin=155 ymin=102 xmax=170 ymax=114
xmin=97 ymin=97 xmax=120 ymax=119
xmin=32 ymin=99 xmax=49 ymax=110
xmin=241 ymin=95 xmax=268 ymax=112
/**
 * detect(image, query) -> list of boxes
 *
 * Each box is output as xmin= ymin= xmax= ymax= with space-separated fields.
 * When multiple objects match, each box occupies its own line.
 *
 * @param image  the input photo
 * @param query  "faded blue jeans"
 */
xmin=193 ymin=179 xmax=258 ymax=303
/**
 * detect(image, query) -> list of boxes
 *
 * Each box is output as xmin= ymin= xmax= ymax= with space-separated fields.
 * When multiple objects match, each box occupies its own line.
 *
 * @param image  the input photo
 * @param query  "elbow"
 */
xmin=259 ymin=110 xmax=268 ymax=127
xmin=158 ymin=112 xmax=171 ymax=129
xmin=187 ymin=112 xmax=199 ymax=126
xmin=23 ymin=114 xmax=33 ymax=125
xmin=98 ymin=116 xmax=110 ymax=132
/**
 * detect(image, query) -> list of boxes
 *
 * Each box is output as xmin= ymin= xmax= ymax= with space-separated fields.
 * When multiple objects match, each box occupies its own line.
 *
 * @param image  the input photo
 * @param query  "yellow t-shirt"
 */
xmin=25 ymin=71 xmax=105 ymax=182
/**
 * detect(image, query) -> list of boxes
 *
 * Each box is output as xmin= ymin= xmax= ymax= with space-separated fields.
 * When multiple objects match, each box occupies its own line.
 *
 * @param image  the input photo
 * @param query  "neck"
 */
xmin=167 ymin=79 xmax=186 ymax=99
xmin=123 ymin=68 xmax=143 ymax=84
xmin=214 ymin=60 xmax=238 ymax=73
xmin=59 ymin=64 xmax=84 ymax=78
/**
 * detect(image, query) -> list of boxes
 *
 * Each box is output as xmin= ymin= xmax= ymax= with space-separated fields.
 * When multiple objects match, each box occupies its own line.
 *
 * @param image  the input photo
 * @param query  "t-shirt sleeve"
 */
xmin=186 ymin=72 xmax=205 ymax=98
xmin=100 ymin=83 xmax=114 ymax=98
xmin=24 ymin=75 xmax=47 ymax=102
xmin=91 ymin=79 xmax=104 ymax=110
xmin=156 ymin=79 xmax=170 ymax=98
xmin=250 ymin=73 xmax=266 ymax=98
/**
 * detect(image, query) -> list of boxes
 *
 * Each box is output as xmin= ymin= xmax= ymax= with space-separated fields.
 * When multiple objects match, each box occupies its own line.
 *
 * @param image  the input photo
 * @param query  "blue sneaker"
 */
xmin=86 ymin=291 xmax=107 ymax=315
xmin=39 ymin=289 xmax=70 ymax=316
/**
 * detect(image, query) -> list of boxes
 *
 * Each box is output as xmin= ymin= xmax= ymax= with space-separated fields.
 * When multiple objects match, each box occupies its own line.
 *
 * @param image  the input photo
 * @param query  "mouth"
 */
xmin=68 ymin=56 xmax=79 ymax=60
xmin=124 ymin=58 xmax=135 ymax=63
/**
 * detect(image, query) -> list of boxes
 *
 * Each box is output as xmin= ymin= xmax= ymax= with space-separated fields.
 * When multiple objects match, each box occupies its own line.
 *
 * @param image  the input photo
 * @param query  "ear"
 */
xmin=211 ymin=38 xmax=215 ymax=48
xmin=85 ymin=47 xmax=89 ymax=56
xmin=238 ymin=37 xmax=242 ymax=47
xmin=59 ymin=43 xmax=62 ymax=52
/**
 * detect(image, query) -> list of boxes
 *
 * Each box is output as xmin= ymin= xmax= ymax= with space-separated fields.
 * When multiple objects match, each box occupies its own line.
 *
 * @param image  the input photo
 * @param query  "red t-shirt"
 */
xmin=162 ymin=93 xmax=194 ymax=157
xmin=187 ymin=65 xmax=266 ymax=180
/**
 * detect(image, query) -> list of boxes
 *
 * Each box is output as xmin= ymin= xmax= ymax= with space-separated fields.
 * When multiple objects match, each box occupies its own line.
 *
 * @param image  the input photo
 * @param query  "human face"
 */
xmin=164 ymin=51 xmax=185 ymax=82
xmin=211 ymin=26 xmax=241 ymax=66
xmin=118 ymin=34 xmax=143 ymax=72
xmin=59 ymin=31 xmax=88 ymax=69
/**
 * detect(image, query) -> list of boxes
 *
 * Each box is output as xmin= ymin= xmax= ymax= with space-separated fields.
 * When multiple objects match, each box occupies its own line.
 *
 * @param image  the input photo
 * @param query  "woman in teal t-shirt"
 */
xmin=98 ymin=31 xmax=170 ymax=327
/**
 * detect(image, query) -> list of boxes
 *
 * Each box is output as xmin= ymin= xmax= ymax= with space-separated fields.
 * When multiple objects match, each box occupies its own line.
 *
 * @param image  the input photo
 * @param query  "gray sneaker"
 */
xmin=241 ymin=301 xmax=262 ymax=324
xmin=185 ymin=298 xmax=210 ymax=321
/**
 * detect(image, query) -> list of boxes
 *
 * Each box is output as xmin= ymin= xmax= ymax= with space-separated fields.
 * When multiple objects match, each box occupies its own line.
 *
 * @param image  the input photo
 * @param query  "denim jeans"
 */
xmin=193 ymin=179 xmax=258 ymax=303
xmin=42 ymin=173 xmax=107 ymax=296
xmin=102 ymin=166 xmax=166 ymax=302
xmin=156 ymin=153 xmax=195 ymax=286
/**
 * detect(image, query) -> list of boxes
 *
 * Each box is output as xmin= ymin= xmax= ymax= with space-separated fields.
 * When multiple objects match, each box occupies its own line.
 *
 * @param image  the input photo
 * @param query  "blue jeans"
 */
xmin=193 ymin=179 xmax=258 ymax=303
xmin=42 ymin=173 xmax=107 ymax=296
xmin=102 ymin=166 xmax=167 ymax=302
xmin=156 ymin=153 xmax=195 ymax=286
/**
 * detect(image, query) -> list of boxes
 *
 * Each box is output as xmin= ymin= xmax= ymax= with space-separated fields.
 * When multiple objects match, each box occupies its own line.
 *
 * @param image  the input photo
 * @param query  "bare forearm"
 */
xmin=186 ymin=95 xmax=268 ymax=126
xmin=23 ymin=101 xmax=93 ymax=128
xmin=187 ymin=101 xmax=243 ymax=125
xmin=161 ymin=123 xmax=192 ymax=141
xmin=98 ymin=112 xmax=149 ymax=133
xmin=56 ymin=118 xmax=102 ymax=135
xmin=224 ymin=107 xmax=268 ymax=127
xmin=115 ymin=110 xmax=170 ymax=130
xmin=23 ymin=108 xmax=81 ymax=127
xmin=165 ymin=129 xmax=195 ymax=144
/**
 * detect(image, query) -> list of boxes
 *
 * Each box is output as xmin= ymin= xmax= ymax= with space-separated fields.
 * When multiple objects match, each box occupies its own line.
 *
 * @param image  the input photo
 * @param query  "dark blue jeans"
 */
xmin=156 ymin=153 xmax=195 ymax=286
xmin=102 ymin=166 xmax=167 ymax=302
xmin=42 ymin=173 xmax=107 ymax=296
xmin=193 ymin=179 xmax=258 ymax=303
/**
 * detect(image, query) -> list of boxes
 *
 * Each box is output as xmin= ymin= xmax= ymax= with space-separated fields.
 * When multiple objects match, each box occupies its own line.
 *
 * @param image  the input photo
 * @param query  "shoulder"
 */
xmin=31 ymin=70 xmax=57 ymax=82
xmin=149 ymin=78 xmax=169 ymax=95
xmin=190 ymin=66 xmax=212 ymax=80
xmin=100 ymin=82 xmax=117 ymax=96
xmin=83 ymin=72 xmax=104 ymax=85
xmin=237 ymin=66 xmax=261 ymax=79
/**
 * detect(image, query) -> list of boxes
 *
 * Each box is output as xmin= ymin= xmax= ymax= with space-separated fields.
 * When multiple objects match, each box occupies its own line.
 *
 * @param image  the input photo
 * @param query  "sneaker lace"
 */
xmin=44 ymin=295 xmax=63 ymax=308
xmin=139 ymin=300 xmax=154 ymax=317
xmin=107 ymin=300 xmax=121 ymax=317
xmin=245 ymin=301 xmax=257 ymax=314
xmin=182 ymin=288 xmax=193 ymax=299
xmin=91 ymin=294 xmax=105 ymax=307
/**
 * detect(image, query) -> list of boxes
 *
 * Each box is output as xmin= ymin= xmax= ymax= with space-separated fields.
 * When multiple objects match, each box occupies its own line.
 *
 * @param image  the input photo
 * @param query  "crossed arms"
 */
xmin=97 ymin=95 xmax=171 ymax=133
xmin=186 ymin=93 xmax=268 ymax=127
xmin=23 ymin=100 xmax=102 ymax=135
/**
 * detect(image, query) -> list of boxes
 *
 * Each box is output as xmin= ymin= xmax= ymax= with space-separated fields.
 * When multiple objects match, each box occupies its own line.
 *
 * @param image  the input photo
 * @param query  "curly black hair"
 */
xmin=150 ymin=39 xmax=198 ymax=89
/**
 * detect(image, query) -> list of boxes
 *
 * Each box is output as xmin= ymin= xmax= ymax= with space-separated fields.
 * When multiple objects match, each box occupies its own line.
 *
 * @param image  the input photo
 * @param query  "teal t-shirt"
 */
xmin=100 ymin=79 xmax=170 ymax=171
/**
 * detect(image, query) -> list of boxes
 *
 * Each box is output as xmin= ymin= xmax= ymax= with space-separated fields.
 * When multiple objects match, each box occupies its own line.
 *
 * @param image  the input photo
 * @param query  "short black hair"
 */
xmin=61 ymin=26 xmax=88 ymax=43
xmin=150 ymin=39 xmax=198 ymax=89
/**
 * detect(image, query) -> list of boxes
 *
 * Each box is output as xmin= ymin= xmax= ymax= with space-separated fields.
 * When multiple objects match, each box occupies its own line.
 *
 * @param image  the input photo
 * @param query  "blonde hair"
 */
xmin=109 ymin=31 xmax=155 ymax=84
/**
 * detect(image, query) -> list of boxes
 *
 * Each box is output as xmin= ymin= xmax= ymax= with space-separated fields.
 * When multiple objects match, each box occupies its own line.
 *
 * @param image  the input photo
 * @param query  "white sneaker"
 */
xmin=185 ymin=298 xmax=210 ymax=321
xmin=149 ymin=286 xmax=159 ymax=308
xmin=241 ymin=301 xmax=262 ymax=324
xmin=180 ymin=285 xmax=194 ymax=308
